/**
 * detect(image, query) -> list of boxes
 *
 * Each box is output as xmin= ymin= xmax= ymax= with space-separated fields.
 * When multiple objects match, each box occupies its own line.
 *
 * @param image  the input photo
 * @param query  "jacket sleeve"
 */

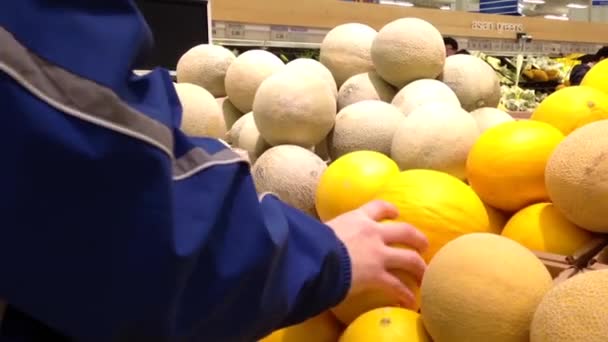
xmin=0 ymin=7 xmax=351 ymax=342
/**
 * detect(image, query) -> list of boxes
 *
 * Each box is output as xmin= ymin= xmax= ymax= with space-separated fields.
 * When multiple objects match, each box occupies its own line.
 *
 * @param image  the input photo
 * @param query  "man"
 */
xmin=570 ymin=46 xmax=608 ymax=86
xmin=444 ymin=37 xmax=459 ymax=57
xmin=0 ymin=1 xmax=428 ymax=341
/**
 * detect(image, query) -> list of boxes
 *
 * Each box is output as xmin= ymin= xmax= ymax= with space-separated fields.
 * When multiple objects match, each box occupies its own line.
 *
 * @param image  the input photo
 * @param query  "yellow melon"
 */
xmin=582 ymin=58 xmax=608 ymax=94
xmin=391 ymin=102 xmax=480 ymax=180
xmin=421 ymin=233 xmax=553 ymax=342
xmin=339 ymin=307 xmax=431 ymax=342
xmin=466 ymin=120 xmax=565 ymax=212
xmin=174 ymin=83 xmax=225 ymax=138
xmin=470 ymin=107 xmax=515 ymax=133
xmin=483 ymin=201 xmax=509 ymax=234
xmin=320 ymin=23 xmax=377 ymax=87
xmin=253 ymin=70 xmax=336 ymax=147
xmin=530 ymin=269 xmax=608 ymax=342
xmin=391 ymin=79 xmax=461 ymax=116
xmin=252 ymin=145 xmax=327 ymax=216
xmin=315 ymin=151 xmax=399 ymax=222
xmin=327 ymin=100 xmax=404 ymax=160
xmin=337 ymin=72 xmax=397 ymax=110
xmin=260 ymin=311 xmax=342 ymax=342
xmin=440 ymin=54 xmax=501 ymax=111
xmin=501 ymin=202 xmax=595 ymax=255
xmin=176 ymin=44 xmax=236 ymax=97
xmin=371 ymin=18 xmax=445 ymax=88
xmin=530 ymin=86 xmax=608 ymax=135
xmin=545 ymin=119 xmax=608 ymax=233
xmin=374 ymin=169 xmax=493 ymax=262
xmin=225 ymin=50 xmax=285 ymax=113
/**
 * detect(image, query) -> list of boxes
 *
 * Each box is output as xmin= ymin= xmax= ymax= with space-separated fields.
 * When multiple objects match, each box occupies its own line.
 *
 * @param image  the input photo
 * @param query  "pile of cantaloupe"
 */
xmin=173 ymin=15 xmax=608 ymax=342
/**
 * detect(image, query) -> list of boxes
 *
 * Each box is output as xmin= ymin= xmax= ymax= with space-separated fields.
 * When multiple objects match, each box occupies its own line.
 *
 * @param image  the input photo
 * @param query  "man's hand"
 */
xmin=327 ymin=200 xmax=429 ymax=309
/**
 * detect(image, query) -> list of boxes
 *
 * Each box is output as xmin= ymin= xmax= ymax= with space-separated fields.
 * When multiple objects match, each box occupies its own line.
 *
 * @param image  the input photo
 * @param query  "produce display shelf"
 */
xmin=214 ymin=38 xmax=321 ymax=50
xmin=535 ymin=237 xmax=608 ymax=283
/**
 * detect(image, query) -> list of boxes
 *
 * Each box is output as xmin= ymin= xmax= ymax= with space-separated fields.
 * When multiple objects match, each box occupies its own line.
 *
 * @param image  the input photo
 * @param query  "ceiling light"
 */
xmin=523 ymin=0 xmax=545 ymax=4
xmin=440 ymin=5 xmax=451 ymax=10
xmin=544 ymin=14 xmax=569 ymax=20
xmin=567 ymin=3 xmax=588 ymax=8
xmin=379 ymin=0 xmax=414 ymax=6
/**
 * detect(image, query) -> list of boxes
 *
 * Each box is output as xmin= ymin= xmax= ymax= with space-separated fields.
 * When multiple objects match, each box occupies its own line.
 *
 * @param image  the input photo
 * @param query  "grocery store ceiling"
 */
xmin=382 ymin=0 xmax=592 ymax=18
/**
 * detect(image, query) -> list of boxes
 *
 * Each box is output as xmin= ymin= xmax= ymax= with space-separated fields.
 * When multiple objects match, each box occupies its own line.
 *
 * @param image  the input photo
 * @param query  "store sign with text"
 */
xmin=471 ymin=20 xmax=525 ymax=33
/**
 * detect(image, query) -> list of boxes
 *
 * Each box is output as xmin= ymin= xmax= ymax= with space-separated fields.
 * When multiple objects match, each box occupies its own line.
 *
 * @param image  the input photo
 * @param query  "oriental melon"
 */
xmin=440 ymin=54 xmax=501 ymax=111
xmin=545 ymin=119 xmax=608 ymax=233
xmin=337 ymin=72 xmax=396 ymax=110
xmin=174 ymin=83 xmax=225 ymax=139
xmin=421 ymin=233 xmax=553 ymax=342
xmin=391 ymin=102 xmax=479 ymax=180
xmin=328 ymin=100 xmax=404 ymax=159
xmin=225 ymin=50 xmax=285 ymax=113
xmin=320 ymin=23 xmax=377 ymax=87
xmin=176 ymin=44 xmax=236 ymax=97
xmin=252 ymin=145 xmax=327 ymax=216
xmin=260 ymin=311 xmax=342 ymax=342
xmin=371 ymin=18 xmax=445 ymax=88
xmin=531 ymin=269 xmax=608 ymax=342
xmin=253 ymin=70 xmax=336 ymax=147
xmin=391 ymin=79 xmax=461 ymax=116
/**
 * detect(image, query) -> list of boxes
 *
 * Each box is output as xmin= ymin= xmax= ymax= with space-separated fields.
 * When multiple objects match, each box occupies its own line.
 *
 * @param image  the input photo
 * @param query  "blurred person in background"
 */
xmin=444 ymin=37 xmax=459 ymax=57
xmin=569 ymin=46 xmax=608 ymax=86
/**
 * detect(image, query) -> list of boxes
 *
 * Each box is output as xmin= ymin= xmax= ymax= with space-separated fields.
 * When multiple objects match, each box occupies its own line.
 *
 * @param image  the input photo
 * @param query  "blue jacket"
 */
xmin=0 ymin=1 xmax=351 ymax=341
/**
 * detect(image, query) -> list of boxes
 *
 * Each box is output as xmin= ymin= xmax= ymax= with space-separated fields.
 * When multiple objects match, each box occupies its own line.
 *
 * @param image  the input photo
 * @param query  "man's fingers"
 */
xmin=378 ymin=222 xmax=429 ymax=254
xmin=359 ymin=200 xmax=399 ymax=221
xmin=380 ymin=272 xmax=416 ymax=309
xmin=383 ymin=247 xmax=427 ymax=284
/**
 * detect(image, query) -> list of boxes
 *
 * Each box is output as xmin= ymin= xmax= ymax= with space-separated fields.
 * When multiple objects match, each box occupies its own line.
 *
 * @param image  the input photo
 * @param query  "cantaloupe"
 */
xmin=545 ymin=119 xmax=608 ymax=233
xmin=176 ymin=44 xmax=236 ymax=97
xmin=216 ymin=97 xmax=244 ymax=133
xmin=421 ymin=233 xmax=553 ymax=342
xmin=320 ymin=23 xmax=377 ymax=87
xmin=371 ymin=18 xmax=445 ymax=88
xmin=286 ymin=58 xmax=338 ymax=99
xmin=470 ymin=107 xmax=515 ymax=133
xmin=440 ymin=54 xmax=501 ymax=111
xmin=391 ymin=102 xmax=479 ymax=180
xmin=226 ymin=112 xmax=251 ymax=146
xmin=174 ymin=83 xmax=225 ymax=138
xmin=253 ymin=70 xmax=336 ymax=147
xmin=225 ymin=50 xmax=285 ymax=113
xmin=328 ymin=100 xmax=404 ymax=159
xmin=337 ymin=72 xmax=396 ymax=110
xmin=391 ymin=79 xmax=461 ymax=116
xmin=234 ymin=113 xmax=270 ymax=164
xmin=530 ymin=269 xmax=608 ymax=342
xmin=252 ymin=145 xmax=327 ymax=216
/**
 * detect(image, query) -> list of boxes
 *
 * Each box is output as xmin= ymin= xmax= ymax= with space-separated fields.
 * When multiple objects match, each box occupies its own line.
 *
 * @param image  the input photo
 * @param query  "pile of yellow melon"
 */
xmin=172 ymin=15 xmax=608 ymax=342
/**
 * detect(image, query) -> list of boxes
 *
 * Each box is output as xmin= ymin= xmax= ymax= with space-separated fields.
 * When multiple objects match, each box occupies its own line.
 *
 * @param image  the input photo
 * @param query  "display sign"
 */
xmin=592 ymin=0 xmax=608 ymax=6
xmin=472 ymin=20 xmax=525 ymax=33
xmin=479 ymin=0 xmax=520 ymax=15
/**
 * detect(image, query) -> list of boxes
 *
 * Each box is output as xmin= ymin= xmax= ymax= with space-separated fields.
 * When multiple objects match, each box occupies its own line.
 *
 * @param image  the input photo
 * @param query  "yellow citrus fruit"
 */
xmin=501 ymin=202 xmax=595 ymax=255
xmin=374 ymin=169 xmax=493 ymax=262
xmin=260 ymin=311 xmax=342 ymax=342
xmin=466 ymin=120 xmax=565 ymax=213
xmin=582 ymin=58 xmax=608 ymax=94
xmin=315 ymin=151 xmax=399 ymax=222
xmin=530 ymin=86 xmax=608 ymax=135
xmin=331 ymin=220 xmax=421 ymax=325
xmin=339 ymin=307 xmax=431 ymax=342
